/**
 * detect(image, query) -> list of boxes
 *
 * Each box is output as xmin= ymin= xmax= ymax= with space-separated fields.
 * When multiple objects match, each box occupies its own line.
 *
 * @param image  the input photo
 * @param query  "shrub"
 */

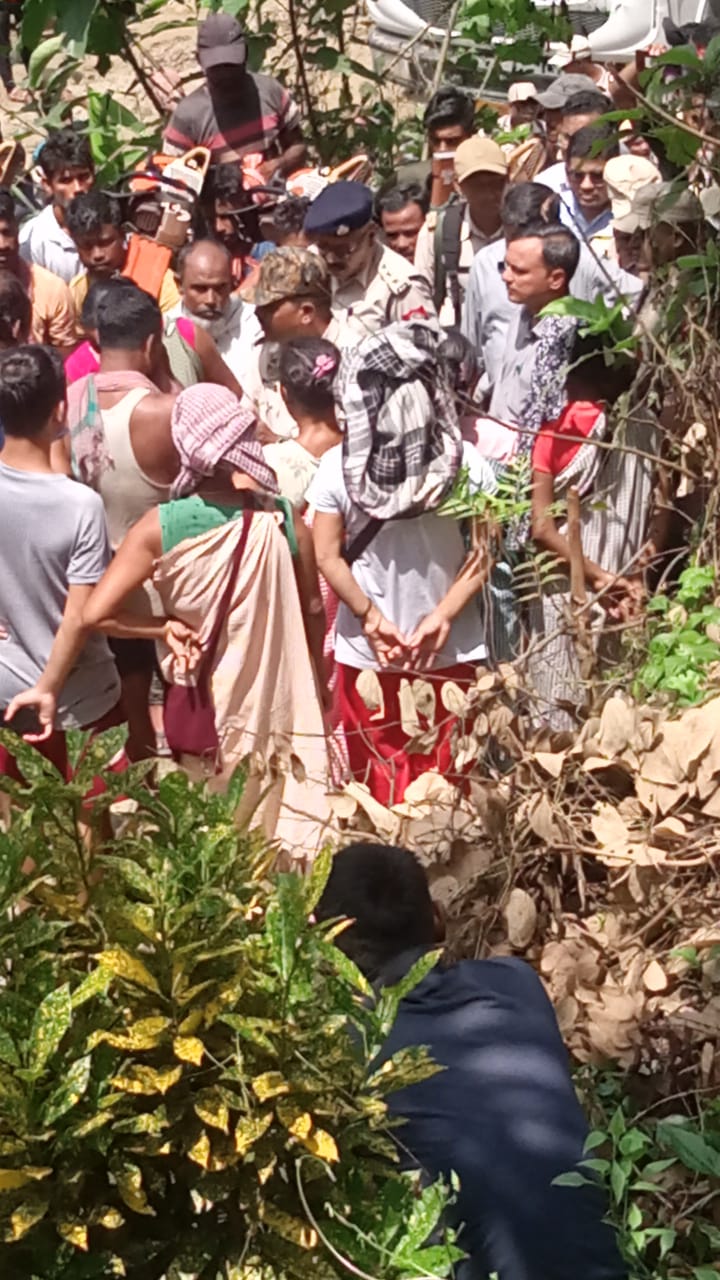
xmin=0 ymin=732 xmax=460 ymax=1280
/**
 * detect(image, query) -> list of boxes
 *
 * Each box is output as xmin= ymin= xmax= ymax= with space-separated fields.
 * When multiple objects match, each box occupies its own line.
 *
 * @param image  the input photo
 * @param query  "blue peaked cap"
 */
xmin=303 ymin=181 xmax=374 ymax=237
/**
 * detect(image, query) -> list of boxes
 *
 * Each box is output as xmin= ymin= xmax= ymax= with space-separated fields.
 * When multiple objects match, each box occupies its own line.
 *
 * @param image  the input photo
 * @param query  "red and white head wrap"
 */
xmin=170 ymin=383 xmax=278 ymax=499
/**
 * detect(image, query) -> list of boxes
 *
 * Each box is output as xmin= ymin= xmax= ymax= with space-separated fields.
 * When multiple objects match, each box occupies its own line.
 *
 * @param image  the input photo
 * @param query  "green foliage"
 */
xmin=0 ymin=735 xmax=461 ymax=1280
xmin=634 ymin=565 xmax=720 ymax=706
xmin=438 ymin=459 xmax=531 ymax=528
xmin=573 ymin=1068 xmax=720 ymax=1280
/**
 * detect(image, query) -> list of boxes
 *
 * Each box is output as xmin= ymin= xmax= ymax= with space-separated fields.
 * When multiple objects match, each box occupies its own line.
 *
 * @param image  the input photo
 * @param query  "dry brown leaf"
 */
xmin=356 ymin=669 xmax=384 ymax=715
xmin=555 ymin=995 xmax=579 ymax=1034
xmin=527 ymin=793 xmax=558 ymax=843
xmin=701 ymin=787 xmax=720 ymax=818
xmin=653 ymin=816 xmax=688 ymax=840
xmin=591 ymin=803 xmax=630 ymax=851
xmin=441 ymin=682 xmax=468 ymax=716
xmin=399 ymin=680 xmax=420 ymax=739
xmin=343 ymin=781 xmax=398 ymax=839
xmin=412 ymin=679 xmax=436 ymax=722
xmin=328 ymin=793 xmax=358 ymax=820
xmin=597 ymin=697 xmax=637 ymax=758
xmin=532 ymin=751 xmax=567 ymax=779
xmin=505 ymin=888 xmax=537 ymax=949
xmin=701 ymin=1041 xmax=715 ymax=1086
xmin=643 ymin=960 xmax=668 ymax=993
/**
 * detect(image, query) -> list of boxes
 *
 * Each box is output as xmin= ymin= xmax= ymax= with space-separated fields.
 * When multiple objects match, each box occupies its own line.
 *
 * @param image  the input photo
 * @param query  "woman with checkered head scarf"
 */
xmin=83 ymin=383 xmax=333 ymax=863
xmin=308 ymin=319 xmax=498 ymax=806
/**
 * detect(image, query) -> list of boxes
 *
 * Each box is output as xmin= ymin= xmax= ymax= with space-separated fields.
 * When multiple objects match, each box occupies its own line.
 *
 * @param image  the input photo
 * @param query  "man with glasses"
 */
xmin=303 ymin=181 xmax=434 ymax=340
xmin=563 ymin=124 xmax=618 ymax=256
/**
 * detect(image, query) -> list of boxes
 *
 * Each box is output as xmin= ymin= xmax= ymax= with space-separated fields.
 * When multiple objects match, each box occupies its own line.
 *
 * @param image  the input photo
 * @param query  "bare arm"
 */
xmin=531 ymin=469 xmax=609 ymax=590
xmin=312 ymin=510 xmax=406 ymax=668
xmin=405 ymin=522 xmax=495 ymax=669
xmin=193 ymin=325 xmax=245 ymax=399
xmin=261 ymin=124 xmax=306 ymax=179
xmin=5 ymin=583 xmax=98 ymax=740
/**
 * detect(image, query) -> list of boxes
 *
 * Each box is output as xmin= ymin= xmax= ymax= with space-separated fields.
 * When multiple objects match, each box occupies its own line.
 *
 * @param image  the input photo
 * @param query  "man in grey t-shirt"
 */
xmin=0 ymin=347 xmax=119 ymax=756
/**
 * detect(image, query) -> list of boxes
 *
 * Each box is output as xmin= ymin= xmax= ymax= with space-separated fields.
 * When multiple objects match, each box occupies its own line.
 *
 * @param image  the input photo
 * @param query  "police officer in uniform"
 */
xmin=303 ymin=181 xmax=435 ymax=340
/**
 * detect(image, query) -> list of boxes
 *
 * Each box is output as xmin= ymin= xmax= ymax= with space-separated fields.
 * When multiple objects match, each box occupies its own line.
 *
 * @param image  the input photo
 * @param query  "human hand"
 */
xmin=164 ymin=620 xmax=202 ymax=674
xmin=405 ymin=607 xmax=451 ymax=670
xmin=362 ymin=605 xmax=406 ymax=668
xmin=258 ymin=156 xmax=282 ymax=182
xmin=591 ymin=571 xmax=643 ymax=622
xmin=4 ymin=687 xmax=57 ymax=742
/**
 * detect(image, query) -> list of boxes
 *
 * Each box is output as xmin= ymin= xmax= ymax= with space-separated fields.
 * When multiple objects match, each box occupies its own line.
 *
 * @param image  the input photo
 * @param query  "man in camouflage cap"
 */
xmin=615 ymin=181 xmax=705 ymax=276
xmin=240 ymin=245 xmax=352 ymax=440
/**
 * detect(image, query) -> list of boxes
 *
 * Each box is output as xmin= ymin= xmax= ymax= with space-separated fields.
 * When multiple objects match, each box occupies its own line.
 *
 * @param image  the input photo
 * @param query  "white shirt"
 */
xmin=414 ymin=206 xmax=496 ymax=325
xmin=307 ymin=442 xmax=494 ymax=670
xmin=19 ymin=203 xmax=82 ymax=284
xmin=167 ymin=294 xmax=262 ymax=386
xmin=535 ymin=160 xmax=568 ymax=198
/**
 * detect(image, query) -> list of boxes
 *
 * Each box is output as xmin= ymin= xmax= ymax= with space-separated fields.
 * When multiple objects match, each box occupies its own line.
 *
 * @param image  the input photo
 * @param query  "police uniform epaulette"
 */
xmin=377 ymin=247 xmax=414 ymax=296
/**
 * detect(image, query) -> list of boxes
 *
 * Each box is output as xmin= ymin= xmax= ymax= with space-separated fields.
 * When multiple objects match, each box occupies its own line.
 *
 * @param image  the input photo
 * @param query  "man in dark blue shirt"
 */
xmin=317 ymin=842 xmax=626 ymax=1280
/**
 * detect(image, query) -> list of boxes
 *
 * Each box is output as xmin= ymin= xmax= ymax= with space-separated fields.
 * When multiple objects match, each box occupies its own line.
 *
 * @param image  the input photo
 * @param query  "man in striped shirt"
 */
xmin=163 ymin=13 xmax=306 ymax=182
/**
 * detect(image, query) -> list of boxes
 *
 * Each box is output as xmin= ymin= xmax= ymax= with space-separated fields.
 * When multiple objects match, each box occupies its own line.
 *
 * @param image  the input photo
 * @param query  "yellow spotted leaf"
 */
xmin=276 ymin=1101 xmax=312 ymax=1140
xmin=177 ymin=1008 xmax=203 ymax=1035
xmin=96 ymin=949 xmax=160 ymax=995
xmin=7 ymin=1199 xmax=49 ymax=1240
xmin=257 ymin=1155 xmax=277 ymax=1185
xmin=96 ymin=1207 xmax=124 ymax=1230
xmin=252 ymin=1071 xmax=289 ymax=1101
xmin=187 ymin=1131 xmax=211 ymax=1169
xmin=58 ymin=1221 xmax=88 ymax=1251
xmin=115 ymin=1163 xmax=156 ymax=1217
xmin=110 ymin=1065 xmax=182 ymax=1096
xmin=0 ymin=1167 xmax=51 ymax=1191
xmin=260 ymin=1203 xmax=317 ymax=1249
xmin=88 ymin=1017 xmax=169 ymax=1053
xmin=194 ymin=1089 xmax=229 ymax=1134
xmin=173 ymin=1036 xmax=204 ymax=1066
xmin=234 ymin=1112 xmax=273 ymax=1155
xmin=302 ymin=1128 xmax=339 ymax=1163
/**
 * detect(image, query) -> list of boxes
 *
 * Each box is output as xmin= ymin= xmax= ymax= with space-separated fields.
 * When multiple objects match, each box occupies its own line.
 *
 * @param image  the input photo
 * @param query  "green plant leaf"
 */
xmin=43 ymin=1055 xmax=92 ymax=1124
xmin=28 ymin=984 xmax=72 ymax=1075
xmin=657 ymin=1121 xmax=720 ymax=1177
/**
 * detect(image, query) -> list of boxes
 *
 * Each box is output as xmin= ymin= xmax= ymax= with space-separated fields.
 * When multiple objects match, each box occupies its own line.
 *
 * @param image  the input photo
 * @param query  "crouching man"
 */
xmin=316 ymin=842 xmax=627 ymax=1280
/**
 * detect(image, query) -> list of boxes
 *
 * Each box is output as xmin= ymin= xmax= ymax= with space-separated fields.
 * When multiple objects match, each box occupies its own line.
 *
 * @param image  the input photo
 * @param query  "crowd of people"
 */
xmin=0 ymin=11 xmax=709 ymax=825
xmin=3 ymin=8 xmax=714 ymax=1277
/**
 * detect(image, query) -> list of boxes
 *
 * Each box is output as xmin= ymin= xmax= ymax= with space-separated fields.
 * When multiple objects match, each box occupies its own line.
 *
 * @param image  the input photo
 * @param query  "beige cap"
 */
xmin=453 ymin=136 xmax=508 ymax=182
xmin=613 ymin=180 xmax=704 ymax=235
xmin=604 ymin=154 xmax=662 ymax=228
xmin=508 ymin=81 xmax=537 ymax=104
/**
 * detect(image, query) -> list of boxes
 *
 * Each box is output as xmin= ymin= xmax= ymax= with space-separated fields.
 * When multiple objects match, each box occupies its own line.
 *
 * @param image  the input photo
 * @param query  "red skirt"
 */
xmin=0 ymin=701 xmax=127 ymax=800
xmin=336 ymin=662 xmax=477 ymax=807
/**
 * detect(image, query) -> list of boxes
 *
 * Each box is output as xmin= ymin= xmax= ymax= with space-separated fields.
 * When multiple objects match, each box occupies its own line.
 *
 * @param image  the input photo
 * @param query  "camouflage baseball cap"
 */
xmin=241 ymin=246 xmax=331 ymax=306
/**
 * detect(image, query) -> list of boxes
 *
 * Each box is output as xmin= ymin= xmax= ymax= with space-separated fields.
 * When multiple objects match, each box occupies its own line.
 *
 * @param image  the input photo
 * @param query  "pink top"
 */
xmin=64 ymin=317 xmax=197 ymax=386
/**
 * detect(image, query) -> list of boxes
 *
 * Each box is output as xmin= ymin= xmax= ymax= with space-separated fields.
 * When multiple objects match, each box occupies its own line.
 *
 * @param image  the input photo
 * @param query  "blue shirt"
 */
xmin=378 ymin=951 xmax=626 ymax=1280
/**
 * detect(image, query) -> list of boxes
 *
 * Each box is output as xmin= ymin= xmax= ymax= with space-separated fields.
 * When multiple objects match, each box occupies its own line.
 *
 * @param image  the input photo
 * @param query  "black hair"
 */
xmin=66 ymin=189 xmax=121 ymax=240
xmin=38 ymin=128 xmax=94 ymax=179
xmin=375 ymin=182 xmax=429 ymax=220
xmin=566 ymin=122 xmax=619 ymax=165
xmin=501 ymin=181 xmax=561 ymax=232
xmin=0 ymin=187 xmax=16 ymax=225
xmin=315 ymin=842 xmax=436 ymax=982
xmin=423 ymin=85 xmax=475 ymax=134
xmin=209 ymin=162 xmax=244 ymax=204
xmin=278 ymin=336 xmax=340 ymax=415
xmin=561 ymin=90 xmax=612 ymax=120
xmin=0 ymin=344 xmax=66 ymax=436
xmin=96 ymin=280 xmax=162 ymax=350
xmin=509 ymin=221 xmax=581 ymax=284
xmin=176 ymin=237 xmax=232 ymax=279
xmin=80 ymin=279 xmax=117 ymax=332
xmin=439 ymin=328 xmax=478 ymax=398
xmin=273 ymin=196 xmax=312 ymax=241
xmin=566 ymin=331 xmax=636 ymax=404
xmin=0 ymin=270 xmax=31 ymax=347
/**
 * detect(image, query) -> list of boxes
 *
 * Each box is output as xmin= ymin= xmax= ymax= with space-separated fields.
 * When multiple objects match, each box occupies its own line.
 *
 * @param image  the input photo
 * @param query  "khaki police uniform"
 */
xmin=331 ymin=241 xmax=435 ymax=340
xmin=243 ymin=313 xmax=351 ymax=441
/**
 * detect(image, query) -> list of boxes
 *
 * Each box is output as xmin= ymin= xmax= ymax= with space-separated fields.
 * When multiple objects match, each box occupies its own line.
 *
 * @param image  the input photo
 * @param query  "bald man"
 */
xmin=168 ymin=238 xmax=263 ymax=384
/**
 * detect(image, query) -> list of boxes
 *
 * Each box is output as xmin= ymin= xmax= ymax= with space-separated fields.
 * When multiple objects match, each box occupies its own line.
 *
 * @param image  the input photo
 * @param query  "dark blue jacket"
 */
xmin=378 ymin=950 xmax=626 ymax=1280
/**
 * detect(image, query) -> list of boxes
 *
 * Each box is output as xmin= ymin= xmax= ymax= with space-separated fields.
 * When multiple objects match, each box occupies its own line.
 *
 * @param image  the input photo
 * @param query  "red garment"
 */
xmin=336 ymin=662 xmax=477 ymax=806
xmin=532 ymin=400 xmax=604 ymax=476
